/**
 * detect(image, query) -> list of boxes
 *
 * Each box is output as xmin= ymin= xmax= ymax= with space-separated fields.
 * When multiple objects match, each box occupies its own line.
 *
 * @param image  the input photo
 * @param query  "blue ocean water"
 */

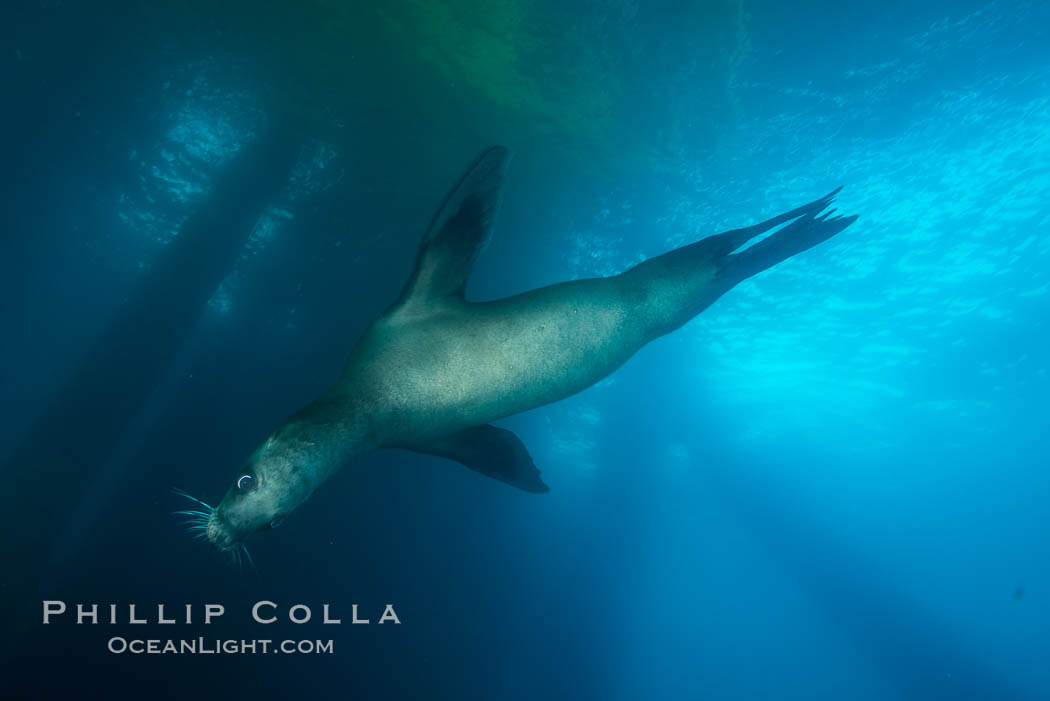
xmin=2 ymin=1 xmax=1048 ymax=699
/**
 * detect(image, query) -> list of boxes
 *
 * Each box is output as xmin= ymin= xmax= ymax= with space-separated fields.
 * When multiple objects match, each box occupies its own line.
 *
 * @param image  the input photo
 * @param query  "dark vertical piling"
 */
xmin=0 ymin=119 xmax=301 ymax=633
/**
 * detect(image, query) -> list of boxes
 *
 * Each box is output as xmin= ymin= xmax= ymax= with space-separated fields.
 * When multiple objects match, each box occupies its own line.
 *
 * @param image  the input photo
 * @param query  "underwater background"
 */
xmin=2 ymin=0 xmax=1048 ymax=699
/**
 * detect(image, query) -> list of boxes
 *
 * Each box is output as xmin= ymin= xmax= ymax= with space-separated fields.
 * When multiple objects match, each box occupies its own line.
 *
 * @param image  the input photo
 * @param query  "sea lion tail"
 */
xmin=616 ymin=188 xmax=857 ymax=337
xmin=718 ymin=189 xmax=858 ymax=282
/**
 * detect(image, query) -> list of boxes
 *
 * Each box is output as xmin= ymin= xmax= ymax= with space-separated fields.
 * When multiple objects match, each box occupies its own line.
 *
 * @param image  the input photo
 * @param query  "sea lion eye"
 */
xmin=269 ymin=517 xmax=284 ymax=529
xmin=237 ymin=474 xmax=255 ymax=492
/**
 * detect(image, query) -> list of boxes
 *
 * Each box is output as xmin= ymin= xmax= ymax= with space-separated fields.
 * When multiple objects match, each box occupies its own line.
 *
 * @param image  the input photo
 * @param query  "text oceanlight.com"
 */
xmin=107 ymin=637 xmax=335 ymax=655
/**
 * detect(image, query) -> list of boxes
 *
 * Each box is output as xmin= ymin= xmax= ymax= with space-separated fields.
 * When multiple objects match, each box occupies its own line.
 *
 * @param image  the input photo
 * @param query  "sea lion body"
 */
xmin=197 ymin=146 xmax=857 ymax=551
xmin=344 ymin=278 xmax=651 ymax=447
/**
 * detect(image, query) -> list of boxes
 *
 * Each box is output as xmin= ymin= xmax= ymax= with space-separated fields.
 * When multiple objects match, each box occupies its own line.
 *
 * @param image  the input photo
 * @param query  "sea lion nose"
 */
xmin=206 ymin=515 xmax=233 ymax=548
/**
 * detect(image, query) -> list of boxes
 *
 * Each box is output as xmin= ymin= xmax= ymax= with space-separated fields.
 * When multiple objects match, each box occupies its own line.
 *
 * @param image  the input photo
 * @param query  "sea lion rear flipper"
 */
xmin=412 ymin=424 xmax=550 ymax=494
xmin=392 ymin=146 xmax=511 ymax=314
xmin=722 ymin=208 xmax=858 ymax=281
xmin=701 ymin=187 xmax=843 ymax=258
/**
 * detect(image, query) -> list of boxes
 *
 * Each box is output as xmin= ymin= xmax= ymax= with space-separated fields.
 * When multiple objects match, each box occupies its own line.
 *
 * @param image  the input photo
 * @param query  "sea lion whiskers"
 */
xmin=173 ymin=488 xmax=257 ymax=568
xmin=171 ymin=487 xmax=215 ymax=512
xmin=178 ymin=514 xmax=210 ymax=536
xmin=240 ymin=544 xmax=256 ymax=570
xmin=228 ymin=544 xmax=255 ymax=571
xmin=172 ymin=488 xmax=214 ymax=538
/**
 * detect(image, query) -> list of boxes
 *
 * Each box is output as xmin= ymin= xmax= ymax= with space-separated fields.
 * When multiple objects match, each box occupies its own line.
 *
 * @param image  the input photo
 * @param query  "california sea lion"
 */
xmin=177 ymin=146 xmax=856 ymax=554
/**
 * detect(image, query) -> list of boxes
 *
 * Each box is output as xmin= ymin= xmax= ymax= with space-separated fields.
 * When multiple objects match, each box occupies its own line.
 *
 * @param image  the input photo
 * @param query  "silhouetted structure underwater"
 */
xmin=0 ymin=119 xmax=301 ymax=642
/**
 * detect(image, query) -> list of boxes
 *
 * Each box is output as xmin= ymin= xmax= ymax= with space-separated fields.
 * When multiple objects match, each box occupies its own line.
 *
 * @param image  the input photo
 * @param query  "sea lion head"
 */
xmin=205 ymin=423 xmax=321 ymax=552
xmin=175 ymin=401 xmax=362 ymax=561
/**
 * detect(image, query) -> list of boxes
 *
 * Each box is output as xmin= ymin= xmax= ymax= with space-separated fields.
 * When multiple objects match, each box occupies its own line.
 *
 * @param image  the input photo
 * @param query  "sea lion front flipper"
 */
xmin=411 ymin=424 xmax=550 ymax=494
xmin=392 ymin=146 xmax=511 ymax=314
